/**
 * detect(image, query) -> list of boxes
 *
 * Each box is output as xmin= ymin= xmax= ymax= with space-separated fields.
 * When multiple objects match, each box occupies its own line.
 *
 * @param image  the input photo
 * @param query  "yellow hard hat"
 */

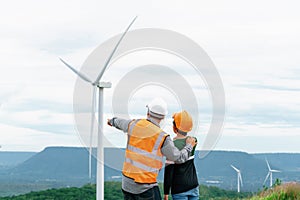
xmin=172 ymin=110 xmax=193 ymax=132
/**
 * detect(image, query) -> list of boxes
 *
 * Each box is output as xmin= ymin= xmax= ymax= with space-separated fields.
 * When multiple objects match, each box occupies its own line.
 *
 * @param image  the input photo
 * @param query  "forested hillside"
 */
xmin=0 ymin=182 xmax=251 ymax=200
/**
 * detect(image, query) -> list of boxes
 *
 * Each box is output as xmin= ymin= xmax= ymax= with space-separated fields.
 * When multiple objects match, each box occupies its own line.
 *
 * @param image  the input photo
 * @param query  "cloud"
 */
xmin=1 ymin=0 xmax=300 ymax=152
xmin=236 ymin=84 xmax=300 ymax=92
xmin=5 ymin=99 xmax=73 ymax=113
xmin=214 ymin=134 xmax=300 ymax=153
xmin=0 ymin=110 xmax=74 ymax=135
xmin=0 ymin=123 xmax=81 ymax=152
xmin=0 ymin=97 xmax=76 ymax=136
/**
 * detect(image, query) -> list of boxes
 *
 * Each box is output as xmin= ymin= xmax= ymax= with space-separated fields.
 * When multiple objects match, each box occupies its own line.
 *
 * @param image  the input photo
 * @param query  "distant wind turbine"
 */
xmin=60 ymin=16 xmax=137 ymax=200
xmin=231 ymin=164 xmax=243 ymax=193
xmin=263 ymin=159 xmax=280 ymax=187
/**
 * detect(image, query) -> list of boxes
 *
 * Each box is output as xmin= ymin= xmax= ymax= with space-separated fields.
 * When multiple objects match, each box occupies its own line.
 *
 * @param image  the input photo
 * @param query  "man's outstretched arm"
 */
xmin=107 ymin=117 xmax=133 ymax=133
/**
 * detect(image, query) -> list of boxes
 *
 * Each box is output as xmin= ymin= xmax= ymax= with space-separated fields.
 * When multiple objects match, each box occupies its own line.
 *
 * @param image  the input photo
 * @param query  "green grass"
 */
xmin=248 ymin=182 xmax=300 ymax=200
xmin=199 ymin=185 xmax=251 ymax=200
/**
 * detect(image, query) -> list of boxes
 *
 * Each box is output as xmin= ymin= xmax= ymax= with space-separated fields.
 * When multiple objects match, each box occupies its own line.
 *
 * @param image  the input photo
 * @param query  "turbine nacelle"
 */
xmin=96 ymin=82 xmax=112 ymax=88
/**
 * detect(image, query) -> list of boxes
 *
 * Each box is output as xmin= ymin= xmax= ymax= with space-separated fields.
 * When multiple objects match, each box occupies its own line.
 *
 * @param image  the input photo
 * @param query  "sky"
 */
xmin=0 ymin=0 xmax=300 ymax=153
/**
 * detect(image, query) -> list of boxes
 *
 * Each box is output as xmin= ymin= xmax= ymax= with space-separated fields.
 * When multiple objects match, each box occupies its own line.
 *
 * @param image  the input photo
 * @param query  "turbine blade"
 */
xmin=239 ymin=173 xmax=243 ymax=187
xmin=271 ymin=170 xmax=281 ymax=173
xmin=59 ymin=58 xmax=93 ymax=84
xmin=266 ymin=159 xmax=271 ymax=171
xmin=231 ymin=165 xmax=240 ymax=172
xmin=94 ymin=16 xmax=137 ymax=84
xmin=263 ymin=172 xmax=270 ymax=185
xmin=88 ymin=86 xmax=97 ymax=179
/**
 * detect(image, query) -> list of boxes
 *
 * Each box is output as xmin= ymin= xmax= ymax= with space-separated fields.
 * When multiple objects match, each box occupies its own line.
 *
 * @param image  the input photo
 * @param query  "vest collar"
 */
xmin=146 ymin=117 xmax=160 ymax=127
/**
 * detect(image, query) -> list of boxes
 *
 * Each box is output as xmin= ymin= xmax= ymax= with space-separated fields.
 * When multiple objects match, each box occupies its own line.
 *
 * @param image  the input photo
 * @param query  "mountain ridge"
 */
xmin=1 ymin=147 xmax=299 ymax=193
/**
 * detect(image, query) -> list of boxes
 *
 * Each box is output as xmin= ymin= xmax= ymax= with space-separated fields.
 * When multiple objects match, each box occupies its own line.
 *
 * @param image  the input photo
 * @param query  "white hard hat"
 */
xmin=146 ymin=98 xmax=168 ymax=119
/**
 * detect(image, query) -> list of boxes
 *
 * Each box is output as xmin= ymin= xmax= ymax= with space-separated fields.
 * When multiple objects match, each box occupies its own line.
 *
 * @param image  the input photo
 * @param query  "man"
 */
xmin=164 ymin=110 xmax=199 ymax=200
xmin=107 ymin=98 xmax=197 ymax=200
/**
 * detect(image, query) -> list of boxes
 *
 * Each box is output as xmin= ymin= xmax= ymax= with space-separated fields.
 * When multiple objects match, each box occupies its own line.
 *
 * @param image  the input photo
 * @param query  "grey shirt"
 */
xmin=110 ymin=117 xmax=193 ymax=194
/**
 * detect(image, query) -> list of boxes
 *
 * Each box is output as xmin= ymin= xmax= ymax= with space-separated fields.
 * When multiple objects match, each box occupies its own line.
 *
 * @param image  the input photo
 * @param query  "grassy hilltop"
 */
xmin=249 ymin=182 xmax=300 ymax=200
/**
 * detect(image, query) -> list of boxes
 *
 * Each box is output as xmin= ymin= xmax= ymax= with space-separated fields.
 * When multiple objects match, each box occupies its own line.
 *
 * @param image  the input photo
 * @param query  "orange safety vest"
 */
xmin=122 ymin=119 xmax=168 ymax=184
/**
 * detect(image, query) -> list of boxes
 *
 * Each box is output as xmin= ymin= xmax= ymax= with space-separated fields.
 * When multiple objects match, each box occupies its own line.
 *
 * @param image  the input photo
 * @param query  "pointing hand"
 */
xmin=107 ymin=119 xmax=113 ymax=126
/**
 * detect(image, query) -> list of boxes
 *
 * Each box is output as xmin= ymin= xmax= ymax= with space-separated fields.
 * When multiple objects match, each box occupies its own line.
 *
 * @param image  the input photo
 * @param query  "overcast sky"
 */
xmin=0 ymin=0 xmax=300 ymax=153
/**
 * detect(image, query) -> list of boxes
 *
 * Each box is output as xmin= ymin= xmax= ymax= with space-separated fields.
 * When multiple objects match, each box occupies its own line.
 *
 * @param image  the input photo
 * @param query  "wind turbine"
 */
xmin=263 ymin=159 xmax=280 ymax=187
xmin=60 ymin=16 xmax=137 ymax=200
xmin=231 ymin=164 xmax=243 ymax=193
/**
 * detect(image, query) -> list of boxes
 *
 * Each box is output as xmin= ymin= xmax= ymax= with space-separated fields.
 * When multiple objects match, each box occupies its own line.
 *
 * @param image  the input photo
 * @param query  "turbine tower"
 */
xmin=231 ymin=164 xmax=243 ymax=193
xmin=60 ymin=16 xmax=137 ymax=200
xmin=263 ymin=159 xmax=280 ymax=187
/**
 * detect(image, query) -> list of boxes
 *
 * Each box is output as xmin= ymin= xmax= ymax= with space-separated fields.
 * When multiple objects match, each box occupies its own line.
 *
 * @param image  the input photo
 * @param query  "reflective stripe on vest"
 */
xmin=124 ymin=157 xmax=159 ymax=174
xmin=123 ymin=119 xmax=168 ymax=184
